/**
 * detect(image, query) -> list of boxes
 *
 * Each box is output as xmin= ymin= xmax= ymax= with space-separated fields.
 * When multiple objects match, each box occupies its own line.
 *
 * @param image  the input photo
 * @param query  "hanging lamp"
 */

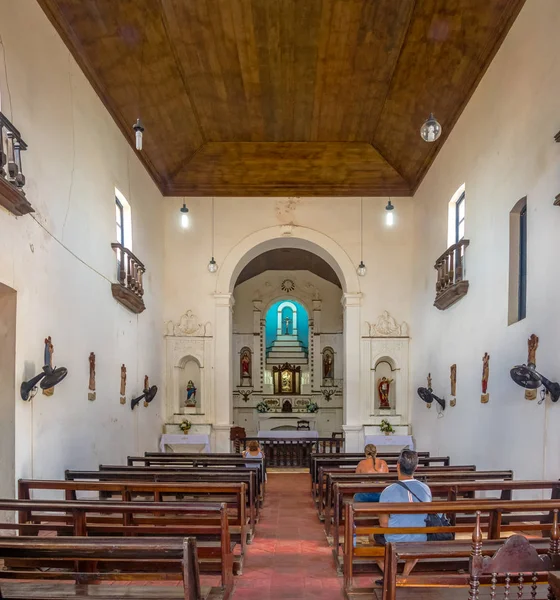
xmin=207 ymin=196 xmax=218 ymax=273
xmin=132 ymin=10 xmax=147 ymax=150
xmin=385 ymin=199 xmax=395 ymax=227
xmin=420 ymin=113 xmax=442 ymax=142
xmin=180 ymin=200 xmax=190 ymax=229
xmin=357 ymin=197 xmax=367 ymax=276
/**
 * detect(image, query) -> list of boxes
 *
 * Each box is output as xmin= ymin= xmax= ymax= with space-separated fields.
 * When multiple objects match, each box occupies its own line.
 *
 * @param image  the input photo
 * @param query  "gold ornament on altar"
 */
xmin=525 ymin=334 xmax=539 ymax=401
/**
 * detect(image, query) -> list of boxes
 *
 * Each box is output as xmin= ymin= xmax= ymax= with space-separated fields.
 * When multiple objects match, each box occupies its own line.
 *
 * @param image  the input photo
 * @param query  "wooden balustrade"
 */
xmin=434 ymin=239 xmax=470 ymax=310
xmin=241 ymin=436 xmax=344 ymax=468
xmin=0 ymin=111 xmax=32 ymax=216
xmin=110 ymin=243 xmax=146 ymax=313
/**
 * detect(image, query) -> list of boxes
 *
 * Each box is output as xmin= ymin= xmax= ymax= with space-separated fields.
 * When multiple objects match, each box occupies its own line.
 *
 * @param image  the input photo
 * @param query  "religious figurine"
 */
xmin=88 ymin=352 xmax=96 ymax=401
xmin=281 ymin=369 xmax=292 ymax=393
xmin=185 ymin=380 xmax=197 ymax=407
xmin=143 ymin=375 xmax=150 ymax=407
xmin=323 ymin=350 xmax=334 ymax=380
xmin=481 ymin=353 xmax=490 ymax=403
xmin=525 ymin=334 xmax=539 ymax=400
xmin=284 ymin=316 xmax=291 ymax=335
xmin=450 ymin=364 xmax=457 ymax=407
xmin=43 ymin=337 xmax=55 ymax=396
xmin=240 ymin=348 xmax=251 ymax=384
xmin=426 ymin=373 xmax=432 ymax=408
xmin=120 ymin=364 xmax=127 ymax=404
xmin=377 ymin=376 xmax=393 ymax=409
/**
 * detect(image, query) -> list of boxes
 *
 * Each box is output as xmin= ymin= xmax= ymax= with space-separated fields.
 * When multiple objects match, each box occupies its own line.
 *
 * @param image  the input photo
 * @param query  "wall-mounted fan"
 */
xmin=20 ymin=365 xmax=68 ymax=401
xmin=510 ymin=363 xmax=560 ymax=403
xmin=131 ymin=385 xmax=158 ymax=410
xmin=417 ymin=386 xmax=446 ymax=411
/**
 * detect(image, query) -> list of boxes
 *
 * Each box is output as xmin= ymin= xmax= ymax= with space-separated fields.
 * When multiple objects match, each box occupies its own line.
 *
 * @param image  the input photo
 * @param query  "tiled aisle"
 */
xmin=232 ymin=472 xmax=344 ymax=600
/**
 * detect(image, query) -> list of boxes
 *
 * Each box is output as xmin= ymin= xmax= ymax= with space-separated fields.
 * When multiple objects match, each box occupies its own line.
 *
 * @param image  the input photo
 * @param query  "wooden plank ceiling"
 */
xmin=37 ymin=0 xmax=524 ymax=197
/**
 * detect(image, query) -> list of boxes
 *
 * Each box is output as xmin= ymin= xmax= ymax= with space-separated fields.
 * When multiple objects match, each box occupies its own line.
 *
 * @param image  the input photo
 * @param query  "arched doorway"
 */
xmin=212 ymin=225 xmax=363 ymax=452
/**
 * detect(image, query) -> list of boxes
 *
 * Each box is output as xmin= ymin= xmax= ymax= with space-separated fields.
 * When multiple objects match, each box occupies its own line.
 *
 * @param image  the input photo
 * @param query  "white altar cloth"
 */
xmin=364 ymin=434 xmax=414 ymax=451
xmin=257 ymin=430 xmax=320 ymax=439
xmin=159 ymin=434 xmax=211 ymax=453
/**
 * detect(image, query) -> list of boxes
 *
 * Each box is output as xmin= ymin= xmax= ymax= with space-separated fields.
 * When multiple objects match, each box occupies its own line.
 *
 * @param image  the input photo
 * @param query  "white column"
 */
xmin=214 ymin=293 xmax=234 ymax=451
xmin=342 ymin=293 xmax=362 ymax=429
xmin=342 ymin=425 xmax=364 ymax=453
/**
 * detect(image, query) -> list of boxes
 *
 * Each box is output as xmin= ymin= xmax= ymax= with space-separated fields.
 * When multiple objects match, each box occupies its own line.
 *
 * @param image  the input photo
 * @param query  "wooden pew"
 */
xmin=18 ymin=479 xmax=249 ymax=554
xmin=0 ymin=498 xmax=237 ymax=577
xmin=344 ymin=499 xmax=560 ymax=598
xmin=97 ymin=464 xmax=263 ymax=512
xmin=331 ymin=479 xmax=560 ymax=570
xmin=0 ymin=536 xmax=230 ymax=600
xmin=319 ymin=466 xmax=498 ymax=521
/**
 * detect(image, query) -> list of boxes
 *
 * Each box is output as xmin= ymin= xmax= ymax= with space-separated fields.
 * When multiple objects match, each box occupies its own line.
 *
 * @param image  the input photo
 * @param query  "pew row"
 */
xmin=344 ymin=500 xmax=560 ymax=598
xmin=0 ymin=536 xmax=231 ymax=600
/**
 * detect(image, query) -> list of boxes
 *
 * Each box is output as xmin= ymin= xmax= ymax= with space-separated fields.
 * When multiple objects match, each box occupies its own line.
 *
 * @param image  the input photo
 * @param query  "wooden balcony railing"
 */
xmin=0 ymin=112 xmax=32 ymax=216
xmin=434 ymin=239 xmax=470 ymax=310
xmin=111 ymin=243 xmax=146 ymax=314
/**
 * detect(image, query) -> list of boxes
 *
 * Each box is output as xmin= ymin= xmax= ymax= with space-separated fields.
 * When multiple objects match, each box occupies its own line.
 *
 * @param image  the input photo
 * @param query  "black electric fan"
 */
xmin=417 ymin=386 xmax=446 ymax=411
xmin=20 ymin=365 xmax=68 ymax=401
xmin=510 ymin=363 xmax=560 ymax=402
xmin=131 ymin=385 xmax=158 ymax=410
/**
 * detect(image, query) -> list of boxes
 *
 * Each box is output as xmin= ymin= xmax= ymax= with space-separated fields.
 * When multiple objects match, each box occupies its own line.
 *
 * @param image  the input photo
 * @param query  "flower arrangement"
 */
xmin=307 ymin=401 xmax=319 ymax=413
xmin=379 ymin=419 xmax=395 ymax=435
xmin=256 ymin=401 xmax=269 ymax=413
xmin=179 ymin=420 xmax=192 ymax=434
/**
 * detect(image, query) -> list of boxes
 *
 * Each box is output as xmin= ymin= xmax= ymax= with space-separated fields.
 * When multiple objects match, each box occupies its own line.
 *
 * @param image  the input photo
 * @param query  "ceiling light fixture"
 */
xmin=133 ymin=118 xmax=144 ymax=151
xmin=180 ymin=201 xmax=190 ymax=229
xmin=420 ymin=113 xmax=442 ymax=142
xmin=207 ymin=196 xmax=218 ymax=273
xmin=385 ymin=199 xmax=395 ymax=227
xmin=357 ymin=197 xmax=367 ymax=277
xmin=132 ymin=8 xmax=148 ymax=151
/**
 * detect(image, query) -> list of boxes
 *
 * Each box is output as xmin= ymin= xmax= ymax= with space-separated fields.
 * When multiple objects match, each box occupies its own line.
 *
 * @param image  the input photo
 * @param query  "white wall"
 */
xmin=411 ymin=0 xmax=560 ymax=483
xmin=0 ymin=0 xmax=165 ymax=485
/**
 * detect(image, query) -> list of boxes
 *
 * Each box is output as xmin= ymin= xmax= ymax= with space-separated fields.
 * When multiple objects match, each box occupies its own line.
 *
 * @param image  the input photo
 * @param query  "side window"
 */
xmin=115 ymin=197 xmax=124 ymax=246
xmin=447 ymin=184 xmax=465 ymax=248
xmin=508 ymin=197 xmax=527 ymax=324
xmin=114 ymin=188 xmax=132 ymax=249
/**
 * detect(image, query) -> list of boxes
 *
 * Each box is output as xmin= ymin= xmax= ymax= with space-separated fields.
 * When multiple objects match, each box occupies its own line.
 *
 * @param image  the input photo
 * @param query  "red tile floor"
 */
xmin=231 ymin=472 xmax=344 ymax=600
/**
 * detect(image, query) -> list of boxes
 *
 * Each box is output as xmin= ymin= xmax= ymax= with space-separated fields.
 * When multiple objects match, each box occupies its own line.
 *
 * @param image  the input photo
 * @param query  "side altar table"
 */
xmin=159 ymin=433 xmax=211 ymax=453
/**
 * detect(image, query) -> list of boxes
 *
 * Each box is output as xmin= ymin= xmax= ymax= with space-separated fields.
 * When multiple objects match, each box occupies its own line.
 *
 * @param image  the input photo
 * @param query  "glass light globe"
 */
xmin=357 ymin=260 xmax=367 ymax=277
xmin=420 ymin=113 xmax=442 ymax=143
xmin=180 ymin=204 xmax=189 ymax=229
xmin=385 ymin=200 xmax=395 ymax=227
xmin=208 ymin=257 xmax=218 ymax=273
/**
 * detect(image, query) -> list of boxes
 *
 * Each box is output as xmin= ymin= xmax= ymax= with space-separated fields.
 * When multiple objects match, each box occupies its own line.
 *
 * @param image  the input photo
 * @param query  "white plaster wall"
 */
xmin=411 ymin=0 xmax=560 ymax=485
xmin=0 ymin=0 xmax=165 ymax=485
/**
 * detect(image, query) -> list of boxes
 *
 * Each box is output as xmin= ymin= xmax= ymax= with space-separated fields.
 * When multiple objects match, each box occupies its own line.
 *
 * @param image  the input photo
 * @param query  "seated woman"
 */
xmin=242 ymin=440 xmax=266 ymax=480
xmin=353 ymin=444 xmax=388 ymax=502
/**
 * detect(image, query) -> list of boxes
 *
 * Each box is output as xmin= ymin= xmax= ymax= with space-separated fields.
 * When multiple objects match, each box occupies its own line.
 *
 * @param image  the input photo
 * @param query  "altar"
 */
xmin=364 ymin=434 xmax=414 ymax=452
xmin=257 ymin=414 xmax=318 ymax=431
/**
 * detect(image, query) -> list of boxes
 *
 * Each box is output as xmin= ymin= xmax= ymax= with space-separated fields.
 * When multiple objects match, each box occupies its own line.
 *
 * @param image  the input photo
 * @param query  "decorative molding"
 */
xmin=366 ymin=310 xmax=409 ymax=337
xmin=165 ymin=309 xmax=212 ymax=337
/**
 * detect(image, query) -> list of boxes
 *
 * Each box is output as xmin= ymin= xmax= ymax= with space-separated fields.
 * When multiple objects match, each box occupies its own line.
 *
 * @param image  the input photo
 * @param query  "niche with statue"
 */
xmin=373 ymin=357 xmax=397 ymax=413
xmin=178 ymin=355 xmax=202 ymax=414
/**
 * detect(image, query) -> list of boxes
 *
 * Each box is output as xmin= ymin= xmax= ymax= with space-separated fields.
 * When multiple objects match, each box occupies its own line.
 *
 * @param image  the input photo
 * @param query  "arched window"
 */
xmin=508 ymin=197 xmax=527 ymax=324
xmin=447 ymin=184 xmax=466 ymax=248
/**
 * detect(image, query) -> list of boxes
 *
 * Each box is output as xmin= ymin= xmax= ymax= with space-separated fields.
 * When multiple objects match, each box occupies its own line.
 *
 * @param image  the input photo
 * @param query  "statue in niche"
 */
xmin=88 ymin=352 xmax=96 ymax=401
xmin=120 ymin=364 xmax=127 ymax=404
xmin=481 ymin=353 xmax=490 ymax=404
xmin=240 ymin=348 xmax=252 ymax=385
xmin=283 ymin=315 xmax=292 ymax=335
xmin=525 ymin=334 xmax=539 ymax=400
xmin=323 ymin=348 xmax=334 ymax=380
xmin=281 ymin=370 xmax=292 ymax=393
xmin=450 ymin=364 xmax=457 ymax=407
xmin=377 ymin=376 xmax=393 ymax=409
xmin=185 ymin=380 xmax=197 ymax=407
xmin=43 ymin=336 xmax=55 ymax=396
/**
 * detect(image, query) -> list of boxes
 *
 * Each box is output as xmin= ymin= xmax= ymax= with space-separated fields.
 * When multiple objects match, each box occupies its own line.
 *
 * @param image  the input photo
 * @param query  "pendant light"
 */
xmin=420 ymin=113 xmax=442 ymax=142
xmin=207 ymin=196 xmax=218 ymax=273
xmin=180 ymin=200 xmax=190 ymax=229
xmin=357 ymin=197 xmax=367 ymax=277
xmin=132 ymin=10 xmax=147 ymax=151
xmin=385 ymin=199 xmax=395 ymax=227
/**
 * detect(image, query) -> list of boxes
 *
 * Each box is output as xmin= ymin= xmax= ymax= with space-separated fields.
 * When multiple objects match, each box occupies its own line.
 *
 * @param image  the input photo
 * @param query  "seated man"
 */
xmin=377 ymin=449 xmax=431 ymax=544
xmin=353 ymin=444 xmax=389 ymax=503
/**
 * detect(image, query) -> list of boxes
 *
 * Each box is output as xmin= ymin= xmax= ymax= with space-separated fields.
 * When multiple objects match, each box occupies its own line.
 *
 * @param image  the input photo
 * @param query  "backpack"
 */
xmin=395 ymin=481 xmax=454 ymax=541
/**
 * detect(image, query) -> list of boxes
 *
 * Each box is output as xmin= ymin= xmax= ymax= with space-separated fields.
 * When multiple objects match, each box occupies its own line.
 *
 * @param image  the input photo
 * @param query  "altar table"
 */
xmin=364 ymin=434 xmax=414 ymax=452
xmin=257 ymin=430 xmax=320 ymax=439
xmin=159 ymin=433 xmax=211 ymax=453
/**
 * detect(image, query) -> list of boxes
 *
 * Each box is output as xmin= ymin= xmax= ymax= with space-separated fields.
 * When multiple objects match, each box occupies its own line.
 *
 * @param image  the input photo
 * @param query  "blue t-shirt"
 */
xmin=379 ymin=479 xmax=432 ymax=543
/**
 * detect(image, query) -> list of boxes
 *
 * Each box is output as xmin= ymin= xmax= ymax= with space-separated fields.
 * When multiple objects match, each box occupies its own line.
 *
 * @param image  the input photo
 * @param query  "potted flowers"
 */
xmin=179 ymin=420 xmax=192 ymax=434
xmin=256 ymin=401 xmax=269 ymax=413
xmin=379 ymin=419 xmax=395 ymax=436
xmin=307 ymin=401 xmax=319 ymax=413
